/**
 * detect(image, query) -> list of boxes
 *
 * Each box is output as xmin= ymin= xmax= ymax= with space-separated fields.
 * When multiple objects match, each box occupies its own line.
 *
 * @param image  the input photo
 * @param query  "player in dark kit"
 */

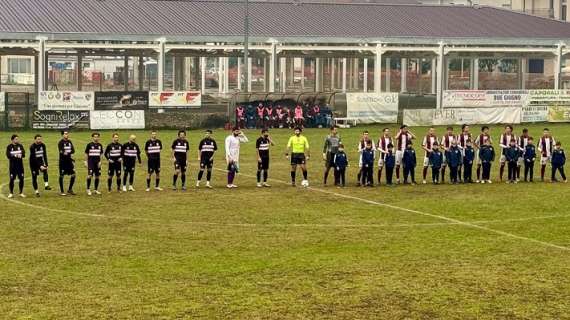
xmin=256 ymin=128 xmax=274 ymax=187
xmin=85 ymin=132 xmax=104 ymax=196
xmin=29 ymin=134 xmax=51 ymax=197
xmin=104 ymin=133 xmax=123 ymax=193
xmin=58 ymin=130 xmax=76 ymax=196
xmin=6 ymin=134 xmax=26 ymax=198
xmin=144 ymin=130 xmax=163 ymax=192
xmin=196 ymin=129 xmax=218 ymax=188
xmin=172 ymin=130 xmax=190 ymax=191
xmin=122 ymin=134 xmax=141 ymax=192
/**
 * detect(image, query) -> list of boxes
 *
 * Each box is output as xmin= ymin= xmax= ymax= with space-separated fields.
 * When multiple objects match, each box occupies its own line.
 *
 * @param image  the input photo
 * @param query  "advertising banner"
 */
xmin=346 ymin=93 xmax=399 ymax=123
xmin=521 ymin=106 xmax=549 ymax=122
xmin=32 ymin=110 xmax=90 ymax=129
xmin=548 ymin=106 xmax=570 ymax=122
xmin=38 ymin=91 xmax=95 ymax=110
xmin=94 ymin=91 xmax=149 ymax=110
xmin=443 ymin=90 xmax=528 ymax=108
xmin=90 ymin=110 xmax=146 ymax=130
xmin=149 ymin=91 xmax=201 ymax=108
xmin=403 ymin=107 xmax=521 ymax=126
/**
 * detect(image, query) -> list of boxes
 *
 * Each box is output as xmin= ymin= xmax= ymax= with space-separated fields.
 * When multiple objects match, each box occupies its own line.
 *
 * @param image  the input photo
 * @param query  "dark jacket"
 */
xmin=552 ymin=148 xmax=566 ymax=167
xmin=524 ymin=144 xmax=536 ymax=163
xmin=505 ymin=146 xmax=519 ymax=163
xmin=385 ymin=151 xmax=396 ymax=168
xmin=402 ymin=147 xmax=417 ymax=168
xmin=429 ymin=150 xmax=443 ymax=168
xmin=463 ymin=146 xmax=475 ymax=165
xmin=361 ymin=148 xmax=375 ymax=167
xmin=447 ymin=146 xmax=463 ymax=167
xmin=333 ymin=151 xmax=348 ymax=169
xmin=479 ymin=145 xmax=495 ymax=163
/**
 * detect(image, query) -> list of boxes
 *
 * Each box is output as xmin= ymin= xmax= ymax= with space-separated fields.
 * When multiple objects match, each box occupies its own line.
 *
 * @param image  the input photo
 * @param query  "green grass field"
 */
xmin=1 ymin=124 xmax=570 ymax=319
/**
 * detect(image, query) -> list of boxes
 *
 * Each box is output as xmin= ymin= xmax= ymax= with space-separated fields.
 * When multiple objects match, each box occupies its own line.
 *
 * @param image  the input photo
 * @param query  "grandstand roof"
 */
xmin=0 ymin=0 xmax=569 ymax=45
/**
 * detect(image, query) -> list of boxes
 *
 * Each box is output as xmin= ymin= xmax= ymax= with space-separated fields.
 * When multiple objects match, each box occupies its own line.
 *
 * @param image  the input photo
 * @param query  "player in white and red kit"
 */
xmin=498 ymin=125 xmax=515 ymax=181
xmin=395 ymin=125 xmax=415 ymax=184
xmin=421 ymin=127 xmax=439 ymax=184
xmin=474 ymin=126 xmax=492 ymax=182
xmin=376 ymin=128 xmax=393 ymax=184
xmin=440 ymin=126 xmax=456 ymax=183
xmin=538 ymin=128 xmax=556 ymax=182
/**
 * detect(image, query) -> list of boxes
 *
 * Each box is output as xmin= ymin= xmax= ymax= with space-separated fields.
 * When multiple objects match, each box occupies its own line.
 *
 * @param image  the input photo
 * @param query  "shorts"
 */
xmin=30 ymin=165 xmax=47 ymax=176
xmin=148 ymin=158 xmax=161 ymax=174
xmin=500 ymin=154 xmax=507 ymax=163
xmin=517 ymin=157 xmax=524 ymax=167
xmin=87 ymin=161 xmax=101 ymax=177
xmin=541 ymin=156 xmax=551 ymax=165
xmin=423 ymin=156 xmax=430 ymax=167
xmin=123 ymin=164 xmax=136 ymax=174
xmin=258 ymin=156 xmax=270 ymax=171
xmin=108 ymin=162 xmax=122 ymax=176
xmin=200 ymin=158 xmax=214 ymax=170
xmin=9 ymin=164 xmax=24 ymax=177
xmin=174 ymin=158 xmax=187 ymax=173
xmin=377 ymin=155 xmax=385 ymax=167
xmin=475 ymin=151 xmax=481 ymax=165
xmin=441 ymin=153 xmax=447 ymax=167
xmin=291 ymin=153 xmax=306 ymax=165
xmin=59 ymin=160 xmax=75 ymax=176
xmin=227 ymin=161 xmax=240 ymax=173
xmin=395 ymin=150 xmax=404 ymax=166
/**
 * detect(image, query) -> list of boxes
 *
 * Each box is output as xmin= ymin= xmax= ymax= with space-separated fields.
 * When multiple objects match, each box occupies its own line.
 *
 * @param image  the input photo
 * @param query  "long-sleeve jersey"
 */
xmin=395 ymin=132 xmax=413 ymax=152
xmin=402 ymin=148 xmax=417 ymax=168
xmin=479 ymin=145 xmax=495 ymax=163
xmin=552 ymin=148 xmax=566 ymax=167
xmin=58 ymin=139 xmax=75 ymax=161
xmin=198 ymin=138 xmax=218 ymax=161
xmin=144 ymin=139 xmax=162 ymax=160
xmin=323 ymin=135 xmax=341 ymax=154
xmin=172 ymin=139 xmax=189 ymax=160
xmin=447 ymin=146 xmax=463 ymax=167
xmin=85 ymin=142 xmax=104 ymax=162
xmin=105 ymin=142 xmax=123 ymax=162
xmin=505 ymin=146 xmax=519 ymax=163
xmin=225 ymin=134 xmax=248 ymax=162
xmin=6 ymin=143 xmax=25 ymax=169
xmin=429 ymin=151 xmax=444 ymax=168
xmin=122 ymin=142 xmax=141 ymax=165
xmin=463 ymin=147 xmax=475 ymax=165
xmin=29 ymin=143 xmax=48 ymax=168
xmin=524 ymin=144 xmax=536 ymax=162
xmin=361 ymin=148 xmax=375 ymax=166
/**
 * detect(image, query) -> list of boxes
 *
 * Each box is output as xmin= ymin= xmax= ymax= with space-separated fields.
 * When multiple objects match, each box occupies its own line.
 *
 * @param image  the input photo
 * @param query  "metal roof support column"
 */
xmin=123 ymin=55 xmax=129 ymax=91
xmin=218 ymin=57 xmax=224 ymax=93
xmin=247 ymin=57 xmax=252 ymax=92
xmin=157 ymin=39 xmax=166 ymax=91
xmin=342 ymin=58 xmax=347 ymax=92
xmin=77 ymin=53 xmax=83 ymax=91
xmin=374 ymin=43 xmax=382 ymax=93
xmin=269 ymin=42 xmax=277 ymax=92
xmin=472 ymin=58 xmax=479 ymax=90
xmin=138 ymin=56 xmax=144 ymax=91
xmin=301 ymin=58 xmax=305 ymax=90
xmin=36 ymin=37 xmax=47 ymax=96
xmin=385 ymin=58 xmax=391 ymax=92
xmin=201 ymin=57 xmax=206 ymax=94
xmin=281 ymin=57 xmax=287 ymax=92
xmin=519 ymin=58 xmax=527 ymax=90
xmin=224 ymin=57 xmax=230 ymax=93
xmin=353 ymin=58 xmax=359 ymax=90
xmin=331 ymin=58 xmax=336 ymax=91
xmin=555 ymin=43 xmax=563 ymax=90
xmin=431 ymin=58 xmax=436 ymax=94
xmin=315 ymin=57 xmax=321 ymax=92
xmin=436 ymin=42 xmax=445 ymax=109
xmin=401 ymin=58 xmax=407 ymax=93
xmin=237 ymin=58 xmax=242 ymax=91
xmin=363 ymin=58 xmax=368 ymax=92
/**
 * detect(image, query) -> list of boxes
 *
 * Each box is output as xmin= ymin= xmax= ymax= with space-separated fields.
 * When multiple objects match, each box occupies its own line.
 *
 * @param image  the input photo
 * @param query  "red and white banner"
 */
xmin=149 ymin=91 xmax=201 ymax=108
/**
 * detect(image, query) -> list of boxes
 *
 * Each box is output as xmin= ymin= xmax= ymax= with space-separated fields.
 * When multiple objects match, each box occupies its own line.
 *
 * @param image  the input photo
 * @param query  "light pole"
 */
xmin=243 ymin=0 xmax=249 ymax=92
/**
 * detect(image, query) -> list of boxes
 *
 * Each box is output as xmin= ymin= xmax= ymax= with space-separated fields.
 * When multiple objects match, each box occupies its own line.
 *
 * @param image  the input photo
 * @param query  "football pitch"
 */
xmin=1 ymin=124 xmax=570 ymax=319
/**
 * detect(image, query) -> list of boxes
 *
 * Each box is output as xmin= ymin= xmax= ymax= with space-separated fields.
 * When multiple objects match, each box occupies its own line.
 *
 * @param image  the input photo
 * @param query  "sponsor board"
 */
xmin=149 ymin=91 xmax=201 ymax=108
xmin=403 ymin=107 xmax=521 ymax=126
xmin=90 ymin=110 xmax=146 ymax=130
xmin=521 ymin=106 xmax=548 ymax=122
xmin=38 ymin=91 xmax=95 ymax=110
xmin=94 ymin=91 xmax=149 ymax=110
xmin=443 ymin=90 xmax=528 ymax=108
xmin=346 ymin=93 xmax=399 ymax=123
xmin=32 ymin=110 xmax=90 ymax=129
xmin=548 ymin=106 xmax=570 ymax=122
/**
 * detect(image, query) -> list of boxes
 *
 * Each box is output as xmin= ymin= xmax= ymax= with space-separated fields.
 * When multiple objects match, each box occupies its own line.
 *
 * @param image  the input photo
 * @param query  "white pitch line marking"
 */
xmin=223 ymin=169 xmax=570 ymax=252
